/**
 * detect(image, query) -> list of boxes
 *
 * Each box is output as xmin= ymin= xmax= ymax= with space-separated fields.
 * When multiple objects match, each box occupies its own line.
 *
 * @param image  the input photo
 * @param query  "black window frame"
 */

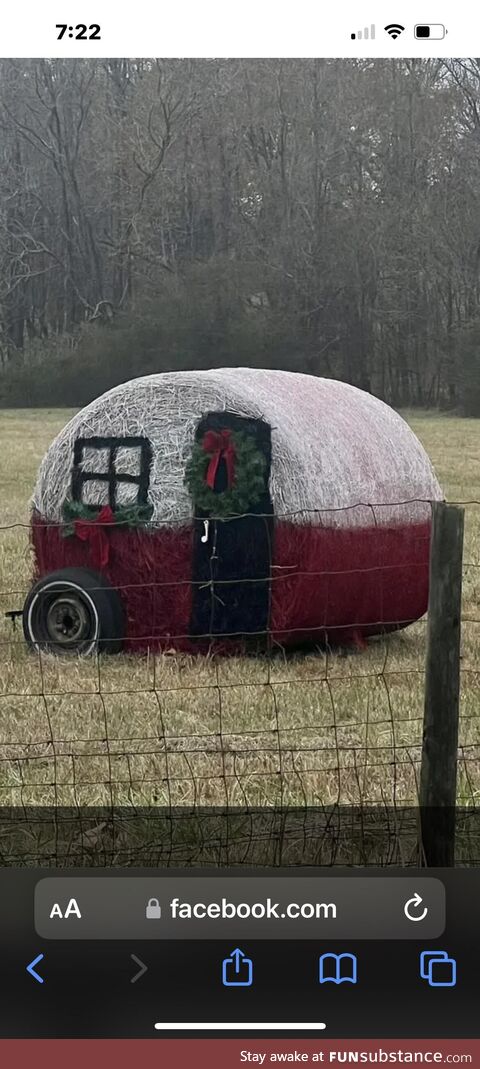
xmin=71 ymin=436 xmax=153 ymax=511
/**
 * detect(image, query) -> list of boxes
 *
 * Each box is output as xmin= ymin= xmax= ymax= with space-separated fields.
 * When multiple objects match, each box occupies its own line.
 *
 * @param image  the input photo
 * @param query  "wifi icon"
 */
xmin=385 ymin=23 xmax=405 ymax=39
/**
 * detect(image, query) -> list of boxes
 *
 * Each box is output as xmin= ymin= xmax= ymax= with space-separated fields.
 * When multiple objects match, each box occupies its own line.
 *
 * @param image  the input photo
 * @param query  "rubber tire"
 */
xmin=23 ymin=568 xmax=125 ymax=656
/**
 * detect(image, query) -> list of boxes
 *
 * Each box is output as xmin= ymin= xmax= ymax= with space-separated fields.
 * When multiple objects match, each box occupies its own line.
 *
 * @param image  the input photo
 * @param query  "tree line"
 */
xmin=1 ymin=57 xmax=480 ymax=412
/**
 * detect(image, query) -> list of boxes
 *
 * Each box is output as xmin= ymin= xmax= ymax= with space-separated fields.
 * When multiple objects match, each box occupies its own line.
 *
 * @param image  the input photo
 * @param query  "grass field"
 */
xmin=0 ymin=409 xmax=479 ymax=823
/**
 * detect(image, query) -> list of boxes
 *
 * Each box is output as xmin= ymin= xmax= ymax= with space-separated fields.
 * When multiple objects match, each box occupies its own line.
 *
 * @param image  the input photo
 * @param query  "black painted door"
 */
xmin=189 ymin=411 xmax=273 ymax=643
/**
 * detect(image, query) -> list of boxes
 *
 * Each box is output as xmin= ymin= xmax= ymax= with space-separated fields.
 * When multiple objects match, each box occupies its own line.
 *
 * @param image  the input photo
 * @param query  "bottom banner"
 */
xmin=0 ymin=1040 xmax=477 ymax=1067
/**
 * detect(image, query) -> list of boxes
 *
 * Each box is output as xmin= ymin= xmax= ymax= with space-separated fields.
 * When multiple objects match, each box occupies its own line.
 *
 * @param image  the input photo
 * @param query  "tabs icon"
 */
xmin=420 ymin=950 xmax=456 ymax=988
xmin=319 ymin=952 xmax=357 ymax=984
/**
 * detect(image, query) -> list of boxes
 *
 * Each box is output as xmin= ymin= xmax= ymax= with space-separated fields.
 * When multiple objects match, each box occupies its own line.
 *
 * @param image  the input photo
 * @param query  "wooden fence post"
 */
xmin=419 ymin=501 xmax=465 ymax=866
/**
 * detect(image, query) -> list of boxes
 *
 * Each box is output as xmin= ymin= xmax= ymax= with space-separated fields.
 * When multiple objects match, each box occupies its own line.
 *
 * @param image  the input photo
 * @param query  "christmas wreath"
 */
xmin=184 ymin=427 xmax=267 ymax=517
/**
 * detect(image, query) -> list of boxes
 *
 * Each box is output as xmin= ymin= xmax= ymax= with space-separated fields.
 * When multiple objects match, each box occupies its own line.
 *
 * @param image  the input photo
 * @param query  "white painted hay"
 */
xmin=32 ymin=369 xmax=443 ymax=528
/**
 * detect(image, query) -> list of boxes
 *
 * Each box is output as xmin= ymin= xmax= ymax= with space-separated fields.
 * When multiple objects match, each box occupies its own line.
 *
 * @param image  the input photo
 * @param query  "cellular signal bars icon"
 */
xmin=351 ymin=24 xmax=375 ymax=40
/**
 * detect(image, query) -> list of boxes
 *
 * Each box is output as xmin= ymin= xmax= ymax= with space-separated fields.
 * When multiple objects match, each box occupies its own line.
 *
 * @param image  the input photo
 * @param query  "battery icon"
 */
xmin=414 ymin=24 xmax=446 ymax=39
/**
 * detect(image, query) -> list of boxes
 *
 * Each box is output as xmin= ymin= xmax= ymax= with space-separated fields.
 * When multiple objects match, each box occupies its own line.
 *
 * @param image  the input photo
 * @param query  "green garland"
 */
xmin=184 ymin=429 xmax=267 ymax=518
xmin=61 ymin=499 xmax=154 ymax=537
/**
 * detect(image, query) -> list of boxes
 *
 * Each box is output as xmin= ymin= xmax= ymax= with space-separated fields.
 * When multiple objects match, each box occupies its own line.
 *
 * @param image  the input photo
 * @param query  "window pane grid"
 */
xmin=71 ymin=436 xmax=152 ymax=511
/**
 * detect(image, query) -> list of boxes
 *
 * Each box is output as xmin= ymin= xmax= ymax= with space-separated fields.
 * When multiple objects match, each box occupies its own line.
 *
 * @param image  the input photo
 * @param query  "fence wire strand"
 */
xmin=0 ymin=500 xmax=479 ymax=865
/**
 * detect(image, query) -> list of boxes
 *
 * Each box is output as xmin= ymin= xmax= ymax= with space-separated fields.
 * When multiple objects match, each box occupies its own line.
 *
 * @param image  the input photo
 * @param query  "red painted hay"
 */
xmin=31 ymin=513 xmax=430 ymax=652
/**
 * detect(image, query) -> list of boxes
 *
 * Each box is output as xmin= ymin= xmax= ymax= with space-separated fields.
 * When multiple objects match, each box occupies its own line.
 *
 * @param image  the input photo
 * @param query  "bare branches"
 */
xmin=0 ymin=55 xmax=478 ymax=408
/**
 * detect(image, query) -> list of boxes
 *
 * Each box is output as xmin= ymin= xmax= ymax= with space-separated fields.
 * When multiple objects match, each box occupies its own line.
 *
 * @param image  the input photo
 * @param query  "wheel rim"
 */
xmin=45 ymin=595 xmax=91 ymax=647
xmin=28 ymin=582 xmax=99 ymax=654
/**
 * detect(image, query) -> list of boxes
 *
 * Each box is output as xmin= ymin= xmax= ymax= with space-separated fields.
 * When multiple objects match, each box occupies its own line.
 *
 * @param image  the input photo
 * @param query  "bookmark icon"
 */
xmin=319 ymin=952 xmax=357 ymax=984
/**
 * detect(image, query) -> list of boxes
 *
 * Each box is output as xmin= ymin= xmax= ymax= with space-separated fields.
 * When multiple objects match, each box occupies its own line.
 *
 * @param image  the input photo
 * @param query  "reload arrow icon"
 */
xmin=130 ymin=954 xmax=148 ymax=984
xmin=404 ymin=893 xmax=428 ymax=922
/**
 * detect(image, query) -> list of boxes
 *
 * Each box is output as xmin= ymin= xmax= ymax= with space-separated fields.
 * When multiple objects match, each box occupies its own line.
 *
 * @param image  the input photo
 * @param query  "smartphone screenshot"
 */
xmin=0 ymin=2 xmax=478 ymax=1065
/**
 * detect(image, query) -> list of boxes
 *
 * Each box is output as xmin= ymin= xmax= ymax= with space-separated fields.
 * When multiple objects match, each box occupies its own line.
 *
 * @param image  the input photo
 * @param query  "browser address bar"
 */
xmin=34 ymin=875 xmax=445 ymax=940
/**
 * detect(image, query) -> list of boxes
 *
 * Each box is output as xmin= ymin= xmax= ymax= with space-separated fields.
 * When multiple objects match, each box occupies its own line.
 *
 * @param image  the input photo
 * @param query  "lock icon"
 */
xmin=146 ymin=897 xmax=161 ymax=920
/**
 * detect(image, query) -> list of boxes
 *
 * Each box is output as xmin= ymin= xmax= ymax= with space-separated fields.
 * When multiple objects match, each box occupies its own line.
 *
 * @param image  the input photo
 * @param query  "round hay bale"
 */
xmin=29 ymin=368 xmax=443 ymax=653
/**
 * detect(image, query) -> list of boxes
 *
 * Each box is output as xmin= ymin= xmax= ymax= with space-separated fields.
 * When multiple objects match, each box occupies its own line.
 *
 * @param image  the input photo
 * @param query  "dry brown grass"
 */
xmin=0 ymin=408 xmax=479 ymax=812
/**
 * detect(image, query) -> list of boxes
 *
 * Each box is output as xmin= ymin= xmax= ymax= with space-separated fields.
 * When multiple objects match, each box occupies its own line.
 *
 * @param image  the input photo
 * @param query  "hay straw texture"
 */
xmin=32 ymin=369 xmax=443 ymax=527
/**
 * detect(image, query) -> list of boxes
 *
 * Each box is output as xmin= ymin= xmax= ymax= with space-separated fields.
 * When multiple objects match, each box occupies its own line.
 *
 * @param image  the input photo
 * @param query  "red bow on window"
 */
xmin=202 ymin=429 xmax=236 ymax=490
xmin=74 ymin=505 xmax=115 ymax=569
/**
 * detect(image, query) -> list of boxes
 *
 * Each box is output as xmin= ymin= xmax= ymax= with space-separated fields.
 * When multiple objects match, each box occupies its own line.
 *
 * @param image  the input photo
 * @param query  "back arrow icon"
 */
xmin=130 ymin=954 xmax=148 ymax=984
xmin=26 ymin=953 xmax=45 ymax=983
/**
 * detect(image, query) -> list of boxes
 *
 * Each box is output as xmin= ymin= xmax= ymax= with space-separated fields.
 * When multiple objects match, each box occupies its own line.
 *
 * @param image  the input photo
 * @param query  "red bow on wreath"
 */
xmin=74 ymin=504 xmax=115 ymax=569
xmin=202 ymin=429 xmax=236 ymax=490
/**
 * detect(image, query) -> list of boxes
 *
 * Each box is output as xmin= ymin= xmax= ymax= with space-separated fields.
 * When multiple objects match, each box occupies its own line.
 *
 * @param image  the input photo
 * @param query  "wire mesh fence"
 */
xmin=0 ymin=500 xmax=479 ymax=866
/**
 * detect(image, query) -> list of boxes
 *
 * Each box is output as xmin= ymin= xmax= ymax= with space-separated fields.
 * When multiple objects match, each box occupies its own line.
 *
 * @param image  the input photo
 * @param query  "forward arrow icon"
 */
xmin=130 ymin=954 xmax=148 ymax=984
